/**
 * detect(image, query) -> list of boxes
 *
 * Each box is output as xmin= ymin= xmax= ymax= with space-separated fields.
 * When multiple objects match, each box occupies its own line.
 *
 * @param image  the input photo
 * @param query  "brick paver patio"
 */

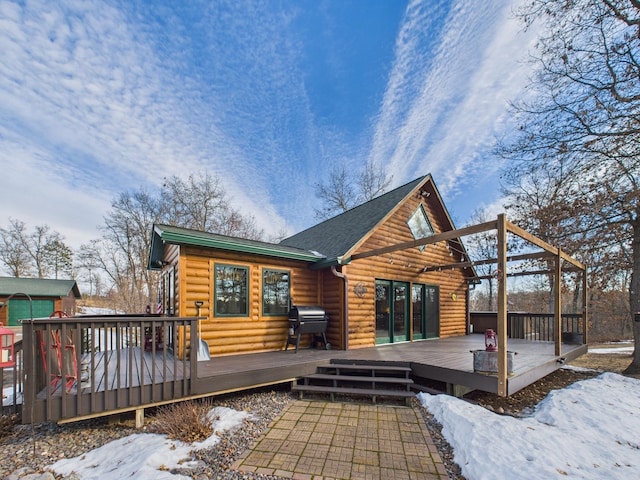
xmin=232 ymin=400 xmax=449 ymax=479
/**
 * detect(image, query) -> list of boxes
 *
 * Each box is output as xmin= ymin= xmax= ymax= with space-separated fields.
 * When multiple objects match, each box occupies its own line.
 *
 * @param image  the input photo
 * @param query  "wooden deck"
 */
xmin=24 ymin=321 xmax=586 ymax=424
xmin=194 ymin=334 xmax=587 ymax=397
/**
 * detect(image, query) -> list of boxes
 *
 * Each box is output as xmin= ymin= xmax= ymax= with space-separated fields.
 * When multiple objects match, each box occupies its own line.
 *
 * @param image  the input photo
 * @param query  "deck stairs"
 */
xmin=292 ymin=359 xmax=415 ymax=405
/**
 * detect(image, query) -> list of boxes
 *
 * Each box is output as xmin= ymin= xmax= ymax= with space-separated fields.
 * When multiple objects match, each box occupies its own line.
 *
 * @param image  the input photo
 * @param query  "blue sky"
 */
xmin=0 ymin=0 xmax=538 ymax=249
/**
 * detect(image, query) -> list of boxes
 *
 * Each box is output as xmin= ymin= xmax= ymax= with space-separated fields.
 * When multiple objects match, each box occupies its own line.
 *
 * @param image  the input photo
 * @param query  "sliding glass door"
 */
xmin=375 ymin=280 xmax=409 ymax=344
xmin=412 ymin=284 xmax=440 ymax=340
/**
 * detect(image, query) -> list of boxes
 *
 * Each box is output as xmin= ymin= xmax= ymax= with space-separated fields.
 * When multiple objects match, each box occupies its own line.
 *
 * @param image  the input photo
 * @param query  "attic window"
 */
xmin=407 ymin=205 xmax=434 ymax=251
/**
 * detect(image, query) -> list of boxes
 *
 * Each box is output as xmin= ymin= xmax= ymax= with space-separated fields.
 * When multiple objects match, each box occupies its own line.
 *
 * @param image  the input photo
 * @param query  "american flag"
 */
xmin=157 ymin=292 xmax=162 ymax=314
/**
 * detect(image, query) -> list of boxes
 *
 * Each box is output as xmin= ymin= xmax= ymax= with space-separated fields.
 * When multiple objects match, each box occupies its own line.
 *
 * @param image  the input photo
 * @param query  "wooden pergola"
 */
xmin=350 ymin=213 xmax=587 ymax=397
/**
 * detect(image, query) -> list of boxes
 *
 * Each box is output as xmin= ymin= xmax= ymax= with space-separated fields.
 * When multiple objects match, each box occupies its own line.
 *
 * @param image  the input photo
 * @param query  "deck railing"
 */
xmin=508 ymin=313 xmax=584 ymax=342
xmin=21 ymin=315 xmax=201 ymax=424
xmin=470 ymin=312 xmax=585 ymax=343
xmin=1 ymin=339 xmax=23 ymax=415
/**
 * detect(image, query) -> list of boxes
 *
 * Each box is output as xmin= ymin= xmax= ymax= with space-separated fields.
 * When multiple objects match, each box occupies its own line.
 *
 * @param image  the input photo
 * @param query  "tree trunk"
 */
xmin=572 ymin=271 xmax=582 ymax=312
xmin=626 ymin=213 xmax=640 ymax=373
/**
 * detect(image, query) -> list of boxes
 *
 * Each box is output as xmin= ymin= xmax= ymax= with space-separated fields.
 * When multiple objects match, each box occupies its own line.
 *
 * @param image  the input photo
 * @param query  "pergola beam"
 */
xmin=421 ymin=251 xmax=557 ymax=273
xmin=350 ymin=217 xmax=585 ymax=272
xmin=473 ymin=268 xmax=573 ymax=280
xmin=506 ymin=221 xmax=585 ymax=270
xmin=349 ymin=220 xmax=498 ymax=261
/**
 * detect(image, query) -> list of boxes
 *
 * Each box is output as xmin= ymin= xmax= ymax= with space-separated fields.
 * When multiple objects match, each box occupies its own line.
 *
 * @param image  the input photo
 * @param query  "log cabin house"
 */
xmin=6 ymin=174 xmax=586 ymax=425
xmin=148 ymin=175 xmax=475 ymax=357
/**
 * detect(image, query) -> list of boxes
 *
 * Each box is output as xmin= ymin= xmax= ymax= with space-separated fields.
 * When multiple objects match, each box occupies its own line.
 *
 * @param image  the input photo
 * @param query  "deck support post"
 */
xmin=135 ymin=408 xmax=144 ymax=428
xmin=497 ymin=214 xmax=508 ymax=397
xmin=554 ymin=249 xmax=562 ymax=357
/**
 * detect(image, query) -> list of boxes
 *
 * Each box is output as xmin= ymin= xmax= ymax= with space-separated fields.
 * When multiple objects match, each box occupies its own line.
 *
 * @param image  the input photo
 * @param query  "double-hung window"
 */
xmin=214 ymin=264 xmax=249 ymax=316
xmin=262 ymin=269 xmax=290 ymax=315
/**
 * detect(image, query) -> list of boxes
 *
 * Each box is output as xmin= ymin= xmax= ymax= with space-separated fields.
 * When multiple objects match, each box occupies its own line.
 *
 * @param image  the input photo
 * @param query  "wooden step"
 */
xmin=292 ymin=384 xmax=415 ymax=400
xmin=294 ymin=360 xmax=415 ymax=405
xmin=317 ymin=363 xmax=412 ymax=375
xmin=304 ymin=373 xmax=413 ymax=385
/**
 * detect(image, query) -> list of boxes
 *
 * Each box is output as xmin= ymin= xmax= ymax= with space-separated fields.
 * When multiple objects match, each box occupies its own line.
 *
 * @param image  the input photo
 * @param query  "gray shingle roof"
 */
xmin=280 ymin=176 xmax=427 ymax=261
xmin=0 ymin=277 xmax=81 ymax=298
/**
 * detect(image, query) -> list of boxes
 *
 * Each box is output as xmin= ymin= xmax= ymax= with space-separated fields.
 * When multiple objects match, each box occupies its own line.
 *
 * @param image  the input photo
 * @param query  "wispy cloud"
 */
xmin=371 ymin=0 xmax=537 ymax=201
xmin=0 ymin=0 xmax=308 ymax=243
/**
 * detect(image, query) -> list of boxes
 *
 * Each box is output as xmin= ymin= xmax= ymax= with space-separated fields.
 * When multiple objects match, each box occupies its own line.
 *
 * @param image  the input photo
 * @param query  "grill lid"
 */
xmin=288 ymin=305 xmax=326 ymax=322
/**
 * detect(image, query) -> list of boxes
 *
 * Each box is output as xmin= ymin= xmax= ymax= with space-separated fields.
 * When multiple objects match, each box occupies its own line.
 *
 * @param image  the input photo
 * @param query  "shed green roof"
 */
xmin=149 ymin=224 xmax=325 ymax=269
xmin=0 ymin=277 xmax=81 ymax=298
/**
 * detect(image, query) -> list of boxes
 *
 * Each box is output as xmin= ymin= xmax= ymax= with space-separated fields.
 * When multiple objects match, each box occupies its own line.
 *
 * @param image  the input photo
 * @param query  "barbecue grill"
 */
xmin=285 ymin=305 xmax=330 ymax=353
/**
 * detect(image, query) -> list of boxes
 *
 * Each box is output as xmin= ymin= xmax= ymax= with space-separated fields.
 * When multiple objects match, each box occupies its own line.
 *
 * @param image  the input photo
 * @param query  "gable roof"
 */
xmin=279 ymin=176 xmax=428 ymax=263
xmin=0 ymin=277 xmax=81 ymax=298
xmin=148 ymin=224 xmax=325 ymax=270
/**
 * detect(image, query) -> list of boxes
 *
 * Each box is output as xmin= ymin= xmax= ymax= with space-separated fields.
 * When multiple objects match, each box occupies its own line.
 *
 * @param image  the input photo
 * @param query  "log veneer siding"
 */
xmin=345 ymin=196 xmax=468 ymax=347
xmin=175 ymin=246 xmax=320 ymax=356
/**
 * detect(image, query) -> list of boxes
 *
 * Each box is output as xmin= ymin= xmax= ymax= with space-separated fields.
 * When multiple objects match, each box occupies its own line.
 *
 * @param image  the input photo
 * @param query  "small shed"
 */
xmin=0 ymin=277 xmax=82 ymax=326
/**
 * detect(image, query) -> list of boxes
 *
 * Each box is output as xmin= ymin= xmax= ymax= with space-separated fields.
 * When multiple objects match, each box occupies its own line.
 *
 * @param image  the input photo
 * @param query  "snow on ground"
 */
xmin=2 ymin=385 xmax=22 ymax=407
xmin=77 ymin=306 xmax=124 ymax=315
xmin=419 ymin=370 xmax=640 ymax=480
xmin=588 ymin=346 xmax=634 ymax=354
xmin=49 ymin=407 xmax=253 ymax=480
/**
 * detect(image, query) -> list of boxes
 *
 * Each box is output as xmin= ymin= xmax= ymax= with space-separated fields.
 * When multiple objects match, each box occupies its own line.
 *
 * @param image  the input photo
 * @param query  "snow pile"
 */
xmin=419 ymin=372 xmax=640 ymax=480
xmin=49 ymin=406 xmax=253 ymax=480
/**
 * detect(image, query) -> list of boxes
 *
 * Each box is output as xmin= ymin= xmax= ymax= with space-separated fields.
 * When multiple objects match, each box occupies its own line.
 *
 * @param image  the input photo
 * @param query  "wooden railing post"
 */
xmin=22 ymin=319 xmax=34 ymax=424
xmin=190 ymin=317 xmax=199 ymax=394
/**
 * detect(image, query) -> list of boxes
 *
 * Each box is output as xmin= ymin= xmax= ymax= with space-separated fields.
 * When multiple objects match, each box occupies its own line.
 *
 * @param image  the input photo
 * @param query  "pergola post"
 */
xmin=497 ymin=214 xmax=508 ymax=397
xmin=554 ymin=248 xmax=562 ymax=356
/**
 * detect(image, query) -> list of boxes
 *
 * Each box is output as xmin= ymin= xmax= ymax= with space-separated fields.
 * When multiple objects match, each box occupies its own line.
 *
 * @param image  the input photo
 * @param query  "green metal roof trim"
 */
xmin=149 ymin=224 xmax=325 ymax=269
xmin=279 ymin=176 xmax=428 ymax=261
xmin=0 ymin=277 xmax=81 ymax=298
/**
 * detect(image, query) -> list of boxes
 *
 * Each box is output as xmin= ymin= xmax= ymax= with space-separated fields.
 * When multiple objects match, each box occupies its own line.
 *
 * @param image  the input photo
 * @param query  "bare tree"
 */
xmin=314 ymin=164 xmax=356 ymax=220
xmin=358 ymin=160 xmax=393 ymax=203
xmin=78 ymin=171 xmax=263 ymax=313
xmin=104 ymin=190 xmax=164 ymax=312
xmin=465 ymin=208 xmax=498 ymax=311
xmin=314 ymin=160 xmax=392 ymax=219
xmin=500 ymin=0 xmax=640 ymax=371
xmin=162 ymin=173 xmax=263 ymax=240
xmin=0 ymin=218 xmax=73 ymax=278
xmin=0 ymin=219 xmax=32 ymax=277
